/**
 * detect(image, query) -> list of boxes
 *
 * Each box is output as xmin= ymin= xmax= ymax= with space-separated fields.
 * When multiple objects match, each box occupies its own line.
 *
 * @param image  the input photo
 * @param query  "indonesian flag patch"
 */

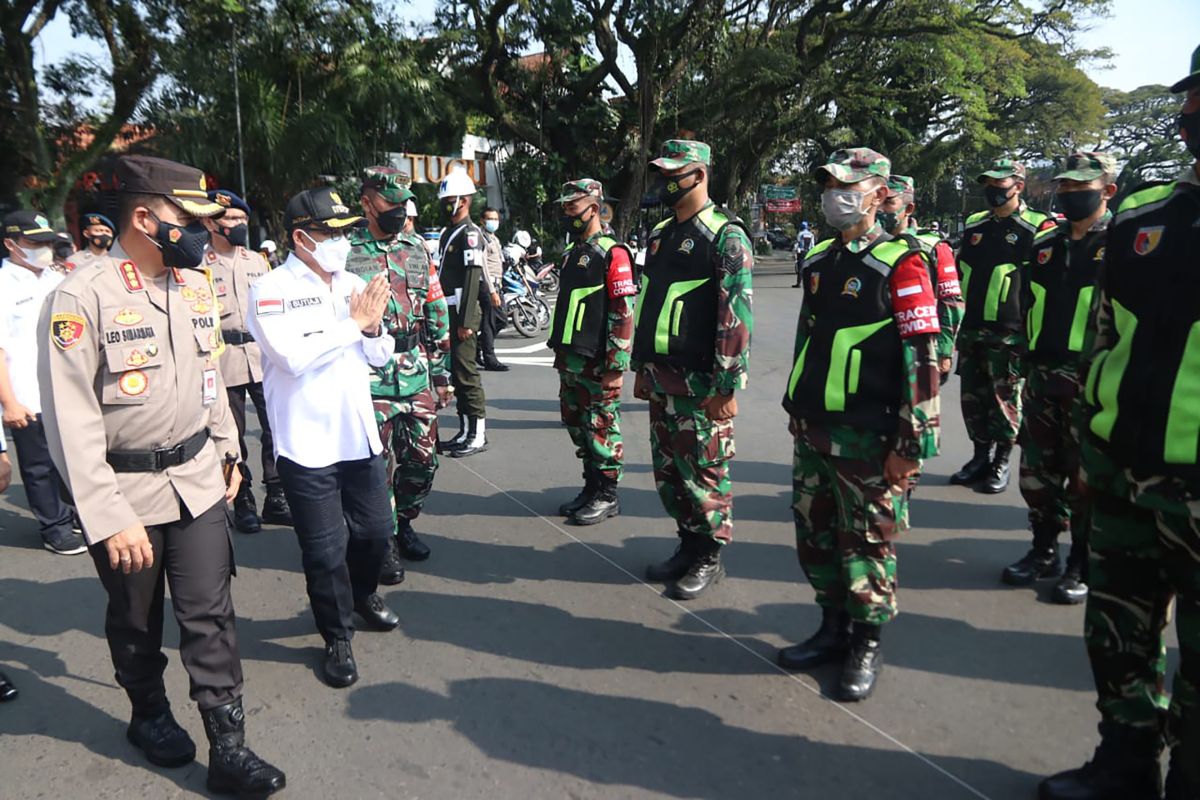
xmin=255 ymin=297 xmax=284 ymax=316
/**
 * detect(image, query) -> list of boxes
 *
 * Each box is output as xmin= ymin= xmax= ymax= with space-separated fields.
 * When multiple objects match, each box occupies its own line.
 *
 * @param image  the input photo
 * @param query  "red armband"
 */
xmin=891 ymin=253 xmax=941 ymax=338
xmin=933 ymin=241 xmax=960 ymax=299
xmin=607 ymin=247 xmax=637 ymax=299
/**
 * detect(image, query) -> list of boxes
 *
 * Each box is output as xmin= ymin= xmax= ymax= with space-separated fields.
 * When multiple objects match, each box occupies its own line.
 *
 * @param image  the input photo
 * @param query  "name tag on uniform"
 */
xmin=203 ymin=367 xmax=218 ymax=406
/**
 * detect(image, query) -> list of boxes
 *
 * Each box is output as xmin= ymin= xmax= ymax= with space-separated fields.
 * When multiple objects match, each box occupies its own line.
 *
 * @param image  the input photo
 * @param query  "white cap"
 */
xmin=437 ymin=167 xmax=477 ymax=199
xmin=405 ymin=199 xmax=417 ymax=217
xmin=512 ymin=230 xmax=532 ymax=249
xmin=260 ymin=240 xmax=277 ymax=254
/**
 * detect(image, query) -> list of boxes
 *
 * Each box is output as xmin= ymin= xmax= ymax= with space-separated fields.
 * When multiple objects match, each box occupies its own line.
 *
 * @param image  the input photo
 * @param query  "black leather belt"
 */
xmin=393 ymin=330 xmax=423 ymax=353
xmin=223 ymin=329 xmax=255 ymax=345
xmin=107 ymin=429 xmax=210 ymax=473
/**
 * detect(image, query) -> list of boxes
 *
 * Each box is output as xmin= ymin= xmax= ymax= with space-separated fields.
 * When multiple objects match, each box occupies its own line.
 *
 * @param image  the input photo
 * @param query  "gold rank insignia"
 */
xmin=114 ymin=308 xmax=143 ymax=326
xmin=181 ymin=287 xmax=197 ymax=301
xmin=126 ymin=349 xmax=149 ymax=368
xmin=118 ymin=261 xmax=144 ymax=292
xmin=192 ymin=301 xmax=212 ymax=314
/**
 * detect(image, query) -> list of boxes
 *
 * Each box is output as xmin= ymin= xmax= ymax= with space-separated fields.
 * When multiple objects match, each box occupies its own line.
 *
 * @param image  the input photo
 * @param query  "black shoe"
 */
xmin=571 ymin=479 xmax=619 ymax=526
xmin=0 ymin=670 xmax=16 ymax=702
xmin=396 ymin=519 xmax=431 ymax=561
xmin=1053 ymin=562 xmax=1089 ymax=605
xmin=1165 ymin=745 xmax=1199 ymax=800
xmin=379 ymin=536 xmax=406 ymax=586
xmin=978 ymin=443 xmax=1013 ymax=494
xmin=438 ymin=414 xmax=468 ymax=455
xmin=355 ymin=593 xmax=399 ymax=631
xmin=482 ymin=359 xmax=510 ymax=372
xmin=837 ymin=624 xmax=882 ymax=702
xmin=43 ymin=527 xmax=87 ymax=555
xmin=127 ymin=707 xmax=197 ymax=767
xmin=452 ymin=417 xmax=488 ymax=457
xmin=559 ymin=469 xmax=598 ymax=516
xmin=778 ymin=608 xmax=852 ymax=670
xmin=323 ymin=639 xmax=358 ymax=688
xmin=669 ymin=542 xmax=724 ymax=600
xmin=1001 ymin=545 xmax=1062 ymax=586
xmin=950 ymin=441 xmax=994 ymax=485
xmin=1039 ymin=722 xmax=1163 ymax=800
xmin=260 ymin=486 xmax=292 ymax=527
xmin=201 ymin=699 xmax=286 ymax=798
xmin=233 ymin=485 xmax=261 ymax=534
xmin=645 ymin=532 xmax=696 ymax=582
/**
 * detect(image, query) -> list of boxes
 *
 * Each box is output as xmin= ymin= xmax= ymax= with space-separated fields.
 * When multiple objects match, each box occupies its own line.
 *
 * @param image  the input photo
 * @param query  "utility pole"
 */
xmin=231 ymin=21 xmax=247 ymax=199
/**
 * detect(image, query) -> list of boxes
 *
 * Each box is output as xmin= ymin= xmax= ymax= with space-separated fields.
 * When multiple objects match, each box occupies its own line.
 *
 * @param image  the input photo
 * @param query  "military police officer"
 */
xmin=38 ymin=155 xmax=284 ymax=796
xmin=633 ymin=139 xmax=754 ymax=600
xmin=778 ymin=149 xmax=941 ymax=701
xmin=549 ymin=179 xmax=637 ymax=526
xmin=66 ymin=212 xmax=116 ymax=272
xmin=952 ymin=158 xmax=1055 ymax=493
xmin=351 ymin=166 xmax=452 ymax=580
xmin=1039 ymin=49 xmax=1200 ymax=800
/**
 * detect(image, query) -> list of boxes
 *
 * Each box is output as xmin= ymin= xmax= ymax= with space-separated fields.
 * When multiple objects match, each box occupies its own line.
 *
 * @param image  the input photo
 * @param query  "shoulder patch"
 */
xmin=51 ymin=312 xmax=86 ymax=350
xmin=255 ymin=297 xmax=285 ymax=316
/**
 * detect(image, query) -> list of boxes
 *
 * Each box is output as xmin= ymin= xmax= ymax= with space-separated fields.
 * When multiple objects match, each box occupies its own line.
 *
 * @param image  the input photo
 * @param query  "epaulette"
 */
xmin=964 ymin=210 xmax=990 ymax=228
xmin=1116 ymin=180 xmax=1177 ymax=217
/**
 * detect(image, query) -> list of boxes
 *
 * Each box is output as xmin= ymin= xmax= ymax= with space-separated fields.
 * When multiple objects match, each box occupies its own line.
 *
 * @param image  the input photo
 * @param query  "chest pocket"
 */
xmin=100 ymin=341 xmax=164 ymax=405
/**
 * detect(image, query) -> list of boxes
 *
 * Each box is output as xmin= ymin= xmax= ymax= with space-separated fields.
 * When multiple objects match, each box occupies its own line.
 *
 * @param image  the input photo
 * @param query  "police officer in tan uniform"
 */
xmin=202 ymin=188 xmax=291 ymax=533
xmin=65 ymin=212 xmax=116 ymax=272
xmin=37 ymin=156 xmax=285 ymax=798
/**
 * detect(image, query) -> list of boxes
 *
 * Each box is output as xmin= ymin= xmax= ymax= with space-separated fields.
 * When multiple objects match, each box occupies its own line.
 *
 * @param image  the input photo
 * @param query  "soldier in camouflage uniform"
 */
xmin=1000 ymin=153 xmax=1117 ymax=606
xmin=349 ymin=167 xmax=452 ymax=584
xmin=952 ymin=158 xmax=1056 ymax=494
xmin=632 ymin=139 xmax=753 ymax=601
xmin=779 ymin=149 xmax=941 ymax=702
xmin=1040 ymin=53 xmax=1200 ymax=800
xmin=548 ymin=179 xmax=638 ymax=526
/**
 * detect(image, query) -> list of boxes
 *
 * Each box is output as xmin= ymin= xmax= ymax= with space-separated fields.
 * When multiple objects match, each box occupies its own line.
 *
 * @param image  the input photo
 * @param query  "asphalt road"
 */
xmin=0 ymin=252 xmax=1177 ymax=799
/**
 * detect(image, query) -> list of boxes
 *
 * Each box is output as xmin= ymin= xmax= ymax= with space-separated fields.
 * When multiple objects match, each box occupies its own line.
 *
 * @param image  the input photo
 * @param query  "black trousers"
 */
xmin=90 ymin=499 xmax=241 ymax=713
xmin=226 ymin=382 xmax=279 ymax=488
xmin=276 ymin=455 xmax=391 ymax=643
xmin=8 ymin=416 xmax=75 ymax=541
xmin=478 ymin=296 xmax=500 ymax=361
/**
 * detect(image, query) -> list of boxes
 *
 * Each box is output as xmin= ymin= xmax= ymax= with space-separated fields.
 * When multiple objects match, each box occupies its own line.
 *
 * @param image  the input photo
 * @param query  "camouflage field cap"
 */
xmin=887 ymin=174 xmax=915 ymax=197
xmin=1053 ymin=152 xmax=1118 ymax=182
xmin=649 ymin=139 xmax=711 ymax=170
xmin=813 ymin=148 xmax=891 ymax=184
xmin=362 ymin=166 xmax=415 ymax=204
xmin=976 ymin=157 xmax=1026 ymax=183
xmin=556 ymin=179 xmax=604 ymax=203
xmin=1170 ymin=44 xmax=1200 ymax=93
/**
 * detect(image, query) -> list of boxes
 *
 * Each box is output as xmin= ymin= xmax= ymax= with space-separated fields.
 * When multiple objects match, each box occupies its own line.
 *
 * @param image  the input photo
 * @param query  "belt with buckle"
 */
xmin=222 ymin=329 xmax=255 ymax=345
xmin=106 ymin=429 xmax=210 ymax=473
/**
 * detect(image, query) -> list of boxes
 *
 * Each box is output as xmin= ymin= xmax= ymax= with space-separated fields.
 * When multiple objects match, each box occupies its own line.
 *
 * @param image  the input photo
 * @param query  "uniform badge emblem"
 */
xmin=126 ymin=349 xmax=149 ymax=368
xmin=809 ymin=273 xmax=820 ymax=294
xmin=649 ymin=240 xmax=660 ymax=256
xmin=466 ymin=231 xmax=479 ymax=249
xmin=578 ymin=255 xmax=590 ymax=267
xmin=1036 ymin=249 xmax=1052 ymax=265
xmin=168 ymin=228 xmax=182 ymax=244
xmin=206 ymin=251 xmax=217 ymax=263
xmin=1005 ymin=232 xmax=1019 ymax=245
xmin=114 ymin=308 xmax=143 ymax=326
xmin=842 ymin=277 xmax=862 ymax=298
xmin=217 ymin=301 xmax=225 ymax=314
xmin=118 ymin=370 xmax=148 ymax=397
xmin=50 ymin=313 xmax=86 ymax=350
xmin=969 ymin=233 xmax=982 ymax=246
xmin=192 ymin=301 xmax=212 ymax=314
xmin=1093 ymin=246 xmax=1105 ymax=262
xmin=181 ymin=287 xmax=197 ymax=301
xmin=1133 ymin=226 xmax=1163 ymax=256
xmin=678 ymin=238 xmax=695 ymax=255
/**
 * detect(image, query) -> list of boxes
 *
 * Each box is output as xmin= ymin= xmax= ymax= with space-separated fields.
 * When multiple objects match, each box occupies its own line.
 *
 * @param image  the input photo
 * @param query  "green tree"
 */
xmin=1101 ymin=84 xmax=1191 ymax=194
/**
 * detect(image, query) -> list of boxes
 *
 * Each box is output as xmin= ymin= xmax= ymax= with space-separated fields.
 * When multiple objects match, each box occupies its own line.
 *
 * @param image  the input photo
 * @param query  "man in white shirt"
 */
xmin=246 ymin=187 xmax=397 ymax=689
xmin=0 ymin=209 xmax=83 ymax=555
xmin=0 ymin=424 xmax=14 ymax=700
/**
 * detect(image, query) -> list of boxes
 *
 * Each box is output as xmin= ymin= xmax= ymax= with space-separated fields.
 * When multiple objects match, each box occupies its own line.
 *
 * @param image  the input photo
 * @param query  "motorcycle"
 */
xmin=502 ymin=240 xmax=552 ymax=335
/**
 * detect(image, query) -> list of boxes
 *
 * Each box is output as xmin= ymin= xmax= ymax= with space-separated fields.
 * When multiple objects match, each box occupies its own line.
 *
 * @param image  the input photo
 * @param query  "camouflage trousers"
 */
xmin=1018 ymin=365 xmax=1086 ymax=548
xmin=375 ymin=389 xmax=439 ymax=530
xmin=958 ymin=337 xmax=1023 ymax=445
xmin=792 ymin=435 xmax=909 ymax=625
xmin=1086 ymin=491 xmax=1195 ymax=755
xmin=648 ymin=393 xmax=735 ymax=544
xmin=558 ymin=370 xmax=623 ymax=482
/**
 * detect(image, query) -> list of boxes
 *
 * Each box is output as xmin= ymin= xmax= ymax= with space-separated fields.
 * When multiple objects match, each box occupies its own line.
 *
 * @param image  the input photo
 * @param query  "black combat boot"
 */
xmin=397 ymin=518 xmax=431 ymax=560
xmin=482 ymin=356 xmax=510 ymax=372
xmin=232 ymin=483 xmax=261 ymax=534
xmin=127 ymin=705 xmax=196 ymax=767
xmin=323 ymin=639 xmax=358 ymax=688
xmin=452 ymin=417 xmax=488 ymax=458
xmin=645 ymin=530 xmax=696 ymax=582
xmin=838 ymin=623 xmax=883 ymax=702
xmin=1164 ymin=735 xmax=1199 ymax=800
xmin=778 ymin=608 xmax=852 ymax=670
xmin=0 ymin=669 xmax=16 ymax=702
xmin=950 ymin=441 xmax=993 ymax=485
xmin=670 ymin=538 xmax=725 ymax=600
xmin=260 ymin=485 xmax=292 ymax=526
xmin=378 ymin=536 xmax=406 ymax=586
xmin=559 ymin=467 xmax=597 ymax=516
xmin=1002 ymin=528 xmax=1062 ymax=586
xmin=1052 ymin=544 xmax=1089 ymax=605
xmin=201 ymin=699 xmax=286 ymax=798
xmin=571 ymin=476 xmax=620 ymax=526
xmin=978 ymin=443 xmax=1013 ymax=493
xmin=438 ymin=414 xmax=468 ymax=454
xmin=1039 ymin=721 xmax=1163 ymax=800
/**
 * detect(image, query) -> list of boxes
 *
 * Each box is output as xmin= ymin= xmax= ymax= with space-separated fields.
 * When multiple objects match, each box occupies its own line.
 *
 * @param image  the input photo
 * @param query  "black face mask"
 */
xmin=89 ymin=234 xmax=113 ymax=251
xmin=443 ymin=198 xmax=460 ymax=220
xmin=561 ymin=206 xmax=593 ymax=237
xmin=653 ymin=168 xmax=702 ymax=206
xmin=984 ymin=185 xmax=1014 ymax=208
xmin=1179 ymin=109 xmax=1200 ymax=160
xmin=148 ymin=213 xmax=210 ymax=269
xmin=875 ymin=210 xmax=900 ymax=233
xmin=1058 ymin=189 xmax=1103 ymax=222
xmin=218 ymin=223 xmax=249 ymax=248
xmin=376 ymin=206 xmax=407 ymax=235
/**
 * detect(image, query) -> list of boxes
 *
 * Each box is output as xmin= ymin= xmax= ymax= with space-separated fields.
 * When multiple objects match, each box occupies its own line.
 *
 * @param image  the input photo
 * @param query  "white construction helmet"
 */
xmin=259 ymin=240 xmax=277 ymax=254
xmin=405 ymin=199 xmax=417 ymax=217
xmin=437 ymin=167 xmax=477 ymax=199
xmin=512 ymin=230 xmax=532 ymax=249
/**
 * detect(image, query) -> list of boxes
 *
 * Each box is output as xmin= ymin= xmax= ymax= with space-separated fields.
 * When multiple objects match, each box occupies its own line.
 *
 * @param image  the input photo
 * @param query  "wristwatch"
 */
xmin=717 ymin=387 xmax=734 ymax=397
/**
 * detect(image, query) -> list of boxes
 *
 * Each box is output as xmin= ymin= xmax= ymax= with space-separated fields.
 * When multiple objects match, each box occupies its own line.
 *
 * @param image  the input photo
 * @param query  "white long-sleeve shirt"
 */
xmin=246 ymin=254 xmax=393 ymax=469
xmin=0 ymin=259 xmax=63 ymax=414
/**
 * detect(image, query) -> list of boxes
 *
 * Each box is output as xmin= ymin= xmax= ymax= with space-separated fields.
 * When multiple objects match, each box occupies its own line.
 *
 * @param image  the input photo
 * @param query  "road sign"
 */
xmin=765 ymin=199 xmax=802 ymax=213
xmin=762 ymin=185 xmax=798 ymax=200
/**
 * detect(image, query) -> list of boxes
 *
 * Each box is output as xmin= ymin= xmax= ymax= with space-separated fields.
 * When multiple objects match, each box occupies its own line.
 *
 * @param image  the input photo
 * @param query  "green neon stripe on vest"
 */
xmin=1164 ymin=321 xmax=1200 ymax=464
xmin=1068 ymin=287 xmax=1094 ymax=353
xmin=1117 ymin=182 xmax=1176 ymax=214
xmin=984 ymin=264 xmax=1017 ymax=322
xmin=826 ymin=320 xmax=890 ymax=411
xmin=559 ymin=284 xmax=603 ymax=345
xmin=1027 ymin=282 xmax=1047 ymax=350
xmin=959 ymin=260 xmax=972 ymax=303
xmin=634 ymin=275 xmax=649 ymax=329
xmin=1090 ymin=299 xmax=1138 ymax=442
xmin=1085 ymin=351 xmax=1107 ymax=406
xmin=787 ymin=339 xmax=811 ymax=399
xmin=655 ymin=278 xmax=710 ymax=354
xmin=870 ymin=239 xmax=911 ymax=266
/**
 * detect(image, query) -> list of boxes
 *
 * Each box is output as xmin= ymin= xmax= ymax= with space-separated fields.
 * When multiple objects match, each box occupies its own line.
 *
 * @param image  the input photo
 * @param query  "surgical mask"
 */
xmin=820 ymin=188 xmax=870 ymax=231
xmin=376 ymin=207 xmax=407 ymax=235
xmin=1179 ymin=109 xmax=1200 ymax=160
xmin=89 ymin=234 xmax=113 ymax=251
xmin=652 ymin=168 xmax=702 ymax=206
xmin=300 ymin=231 xmax=351 ymax=273
xmin=13 ymin=243 xmax=54 ymax=270
xmin=218 ymin=223 xmax=249 ymax=248
xmin=876 ymin=209 xmax=900 ymax=233
xmin=1058 ymin=189 xmax=1103 ymax=222
xmin=483 ymin=219 xmax=500 ymax=233
xmin=985 ymin=184 xmax=1014 ymax=209
xmin=146 ymin=214 xmax=211 ymax=269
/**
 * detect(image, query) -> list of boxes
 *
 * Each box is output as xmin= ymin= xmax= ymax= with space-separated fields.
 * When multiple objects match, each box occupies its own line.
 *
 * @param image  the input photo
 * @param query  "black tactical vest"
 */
xmin=437 ymin=221 xmax=482 ymax=292
xmin=1024 ymin=221 xmax=1104 ymax=364
xmin=548 ymin=235 xmax=628 ymax=357
xmin=958 ymin=207 xmax=1047 ymax=333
